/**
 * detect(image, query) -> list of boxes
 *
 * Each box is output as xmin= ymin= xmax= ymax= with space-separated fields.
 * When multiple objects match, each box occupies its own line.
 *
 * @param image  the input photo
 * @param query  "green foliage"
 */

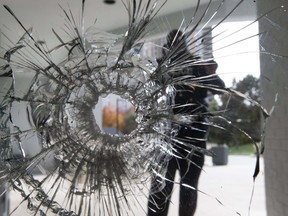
xmin=121 ymin=107 xmax=137 ymax=134
xmin=229 ymin=144 xmax=256 ymax=155
xmin=207 ymin=98 xmax=219 ymax=112
xmin=208 ymin=75 xmax=262 ymax=146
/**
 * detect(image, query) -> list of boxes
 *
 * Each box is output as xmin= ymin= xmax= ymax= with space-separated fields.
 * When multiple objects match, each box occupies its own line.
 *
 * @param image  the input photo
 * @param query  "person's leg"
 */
xmin=178 ymin=151 xmax=204 ymax=216
xmin=147 ymin=157 xmax=178 ymax=216
xmin=177 ymin=122 xmax=207 ymax=216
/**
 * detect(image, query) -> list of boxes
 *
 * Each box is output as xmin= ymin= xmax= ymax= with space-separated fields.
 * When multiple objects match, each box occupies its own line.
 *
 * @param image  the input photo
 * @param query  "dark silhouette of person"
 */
xmin=147 ymin=29 xmax=225 ymax=216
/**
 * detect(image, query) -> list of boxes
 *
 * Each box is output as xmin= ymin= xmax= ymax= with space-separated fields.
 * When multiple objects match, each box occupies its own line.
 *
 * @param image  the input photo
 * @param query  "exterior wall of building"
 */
xmin=258 ymin=1 xmax=288 ymax=215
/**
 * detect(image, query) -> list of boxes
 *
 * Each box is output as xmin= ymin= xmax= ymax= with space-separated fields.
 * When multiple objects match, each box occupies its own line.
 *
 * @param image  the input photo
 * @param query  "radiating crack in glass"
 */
xmin=0 ymin=0 xmax=286 ymax=215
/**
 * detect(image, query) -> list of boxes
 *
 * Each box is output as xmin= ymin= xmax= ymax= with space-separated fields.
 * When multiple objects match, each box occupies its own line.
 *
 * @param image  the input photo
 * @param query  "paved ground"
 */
xmin=168 ymin=155 xmax=266 ymax=216
xmin=8 ymin=155 xmax=266 ymax=216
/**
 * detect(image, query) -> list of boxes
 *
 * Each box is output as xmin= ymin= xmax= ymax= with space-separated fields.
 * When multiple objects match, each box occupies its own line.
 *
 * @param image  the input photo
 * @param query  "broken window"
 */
xmin=0 ymin=0 xmax=286 ymax=215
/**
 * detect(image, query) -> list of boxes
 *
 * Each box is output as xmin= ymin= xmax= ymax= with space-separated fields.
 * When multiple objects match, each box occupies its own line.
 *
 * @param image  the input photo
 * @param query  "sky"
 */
xmin=212 ymin=21 xmax=260 ymax=87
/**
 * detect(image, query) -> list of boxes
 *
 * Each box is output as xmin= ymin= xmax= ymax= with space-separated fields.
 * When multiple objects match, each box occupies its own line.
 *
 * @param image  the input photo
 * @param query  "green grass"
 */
xmin=229 ymin=144 xmax=256 ymax=155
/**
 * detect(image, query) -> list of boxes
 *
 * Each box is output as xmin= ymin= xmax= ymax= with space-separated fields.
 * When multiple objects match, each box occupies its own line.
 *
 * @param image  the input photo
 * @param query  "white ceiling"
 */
xmin=0 ymin=0 xmax=205 ymax=30
xmin=0 ymin=0 xmax=256 ymax=48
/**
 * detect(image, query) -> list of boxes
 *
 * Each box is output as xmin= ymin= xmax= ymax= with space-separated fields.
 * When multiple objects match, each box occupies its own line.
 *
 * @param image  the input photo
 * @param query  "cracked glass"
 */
xmin=0 ymin=0 xmax=287 ymax=216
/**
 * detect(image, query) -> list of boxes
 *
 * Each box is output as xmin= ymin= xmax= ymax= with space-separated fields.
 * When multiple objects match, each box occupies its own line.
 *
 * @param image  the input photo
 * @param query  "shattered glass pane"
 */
xmin=0 ymin=0 xmax=287 ymax=216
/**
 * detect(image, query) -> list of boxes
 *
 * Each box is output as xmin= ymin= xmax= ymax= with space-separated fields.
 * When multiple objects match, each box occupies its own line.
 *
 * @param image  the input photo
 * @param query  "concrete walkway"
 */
xmin=9 ymin=155 xmax=266 ymax=216
xmin=168 ymin=155 xmax=266 ymax=216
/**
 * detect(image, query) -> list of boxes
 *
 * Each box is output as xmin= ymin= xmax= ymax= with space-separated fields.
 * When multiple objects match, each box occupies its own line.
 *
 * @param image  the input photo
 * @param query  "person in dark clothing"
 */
xmin=147 ymin=30 xmax=225 ymax=216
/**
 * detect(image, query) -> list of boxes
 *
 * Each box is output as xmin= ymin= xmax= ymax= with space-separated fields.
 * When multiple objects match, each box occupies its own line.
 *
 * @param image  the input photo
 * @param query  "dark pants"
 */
xmin=148 ymin=122 xmax=207 ymax=216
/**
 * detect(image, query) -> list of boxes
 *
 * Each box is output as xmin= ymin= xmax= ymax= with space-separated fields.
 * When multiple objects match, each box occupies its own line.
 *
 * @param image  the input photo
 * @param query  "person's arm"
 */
xmin=202 ymin=60 xmax=225 ymax=94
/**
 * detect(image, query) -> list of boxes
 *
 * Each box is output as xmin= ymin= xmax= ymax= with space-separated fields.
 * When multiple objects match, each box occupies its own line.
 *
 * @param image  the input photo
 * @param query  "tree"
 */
xmin=208 ymin=75 xmax=261 ymax=146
